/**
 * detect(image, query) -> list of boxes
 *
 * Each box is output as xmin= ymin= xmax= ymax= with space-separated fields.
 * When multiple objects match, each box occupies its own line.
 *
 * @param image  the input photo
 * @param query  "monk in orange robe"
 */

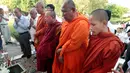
xmin=82 ymin=9 xmax=124 ymax=73
xmin=34 ymin=2 xmax=47 ymax=49
xmin=37 ymin=11 xmax=61 ymax=73
xmin=52 ymin=0 xmax=90 ymax=73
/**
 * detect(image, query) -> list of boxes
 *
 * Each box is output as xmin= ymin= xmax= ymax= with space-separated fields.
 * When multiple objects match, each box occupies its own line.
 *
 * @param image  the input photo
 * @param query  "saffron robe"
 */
xmin=37 ymin=21 xmax=61 ymax=73
xmin=52 ymin=14 xmax=90 ymax=73
xmin=82 ymin=32 xmax=124 ymax=73
xmin=34 ymin=13 xmax=47 ymax=49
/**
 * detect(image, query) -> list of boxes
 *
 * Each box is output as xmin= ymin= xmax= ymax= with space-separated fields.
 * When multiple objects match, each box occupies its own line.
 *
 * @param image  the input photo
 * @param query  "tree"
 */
xmin=0 ymin=0 xmax=39 ymax=12
xmin=106 ymin=4 xmax=129 ymax=18
xmin=88 ymin=0 xmax=108 ymax=13
xmin=45 ymin=0 xmax=107 ymax=16
xmin=0 ymin=0 xmax=108 ymax=16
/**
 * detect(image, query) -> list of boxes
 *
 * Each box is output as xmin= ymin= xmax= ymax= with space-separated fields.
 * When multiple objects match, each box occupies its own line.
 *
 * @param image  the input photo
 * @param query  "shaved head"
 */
xmin=89 ymin=9 xmax=109 ymax=35
xmin=35 ymin=1 xmax=45 ymax=14
xmin=45 ymin=11 xmax=56 ymax=19
xmin=30 ymin=8 xmax=37 ymax=19
xmin=62 ymin=0 xmax=77 ymax=22
xmin=45 ymin=11 xmax=56 ymax=25
xmin=91 ymin=9 xmax=108 ymax=22
xmin=36 ymin=1 xmax=44 ymax=8
xmin=30 ymin=8 xmax=37 ymax=13
xmin=63 ymin=0 xmax=76 ymax=10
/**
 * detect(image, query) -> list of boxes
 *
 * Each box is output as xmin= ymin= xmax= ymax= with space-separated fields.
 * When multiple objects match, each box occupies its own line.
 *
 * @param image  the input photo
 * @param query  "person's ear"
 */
xmin=72 ymin=8 xmax=76 ymax=12
xmin=103 ymin=20 xmax=108 ymax=26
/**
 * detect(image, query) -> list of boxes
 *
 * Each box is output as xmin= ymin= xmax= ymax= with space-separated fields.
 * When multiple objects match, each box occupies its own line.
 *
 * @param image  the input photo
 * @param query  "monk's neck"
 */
xmin=101 ymin=26 xmax=109 ymax=33
xmin=40 ymin=12 xmax=44 ymax=15
xmin=68 ymin=12 xmax=78 ymax=23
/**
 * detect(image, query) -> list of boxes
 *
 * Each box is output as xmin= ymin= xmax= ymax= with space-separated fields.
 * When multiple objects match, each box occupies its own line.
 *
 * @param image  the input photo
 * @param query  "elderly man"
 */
xmin=13 ymin=8 xmax=31 ymax=59
xmin=52 ymin=0 xmax=90 ymax=73
xmin=34 ymin=1 xmax=47 ymax=49
xmin=45 ymin=4 xmax=62 ymax=22
xmin=29 ymin=8 xmax=38 ymax=45
xmin=82 ymin=9 xmax=124 ymax=73
xmin=37 ymin=10 xmax=61 ymax=73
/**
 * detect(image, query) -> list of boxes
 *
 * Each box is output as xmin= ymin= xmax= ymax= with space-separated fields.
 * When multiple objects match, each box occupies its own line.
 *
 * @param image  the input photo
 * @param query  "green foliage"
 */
xmin=0 ymin=0 xmax=108 ymax=15
xmin=110 ymin=17 xmax=130 ymax=23
xmin=106 ymin=4 xmax=129 ymax=18
xmin=88 ymin=0 xmax=108 ymax=13
xmin=45 ymin=0 xmax=107 ymax=16
xmin=0 ymin=0 xmax=39 ymax=12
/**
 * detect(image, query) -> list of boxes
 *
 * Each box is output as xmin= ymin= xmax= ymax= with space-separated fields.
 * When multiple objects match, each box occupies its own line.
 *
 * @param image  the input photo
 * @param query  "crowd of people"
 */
xmin=1 ymin=0 xmax=130 ymax=73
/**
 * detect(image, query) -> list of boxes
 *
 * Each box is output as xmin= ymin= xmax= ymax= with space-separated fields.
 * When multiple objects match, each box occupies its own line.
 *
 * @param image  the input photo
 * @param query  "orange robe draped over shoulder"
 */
xmin=34 ymin=13 xmax=47 ymax=49
xmin=82 ymin=32 xmax=124 ymax=73
xmin=52 ymin=13 xmax=90 ymax=73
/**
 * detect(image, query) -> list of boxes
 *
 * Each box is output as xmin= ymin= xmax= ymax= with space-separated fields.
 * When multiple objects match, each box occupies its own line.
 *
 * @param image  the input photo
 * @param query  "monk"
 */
xmin=82 ymin=9 xmax=124 ymax=73
xmin=34 ymin=2 xmax=47 ymax=49
xmin=52 ymin=0 xmax=90 ymax=73
xmin=37 ymin=11 xmax=61 ymax=73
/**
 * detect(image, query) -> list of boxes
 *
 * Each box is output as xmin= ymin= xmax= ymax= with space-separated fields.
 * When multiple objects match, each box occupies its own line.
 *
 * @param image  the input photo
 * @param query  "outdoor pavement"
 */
xmin=2 ymin=36 xmax=35 ymax=59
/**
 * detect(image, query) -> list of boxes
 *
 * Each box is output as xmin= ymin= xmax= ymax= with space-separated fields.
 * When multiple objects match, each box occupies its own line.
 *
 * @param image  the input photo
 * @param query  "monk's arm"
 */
xmin=60 ymin=20 xmax=90 ymax=56
xmin=35 ymin=26 xmax=47 ymax=37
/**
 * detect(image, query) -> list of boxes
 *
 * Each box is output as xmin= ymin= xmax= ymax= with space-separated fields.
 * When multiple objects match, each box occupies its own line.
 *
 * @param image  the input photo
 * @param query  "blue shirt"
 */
xmin=13 ymin=15 xmax=30 ymax=33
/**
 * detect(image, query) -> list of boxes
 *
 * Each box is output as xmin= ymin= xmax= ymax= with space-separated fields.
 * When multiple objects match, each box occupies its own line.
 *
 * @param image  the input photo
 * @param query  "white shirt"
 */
xmin=116 ymin=31 xmax=129 ymax=43
xmin=13 ymin=15 xmax=30 ymax=33
xmin=30 ymin=17 xmax=38 ymax=41
xmin=56 ymin=15 xmax=62 ymax=22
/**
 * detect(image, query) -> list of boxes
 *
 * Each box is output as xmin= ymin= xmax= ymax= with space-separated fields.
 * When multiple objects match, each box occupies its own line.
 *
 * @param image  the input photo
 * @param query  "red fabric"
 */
xmin=82 ymin=32 xmax=124 ymax=73
xmin=52 ymin=13 xmax=90 ymax=73
xmin=34 ymin=13 xmax=47 ymax=49
xmin=37 ymin=21 xmax=61 ymax=72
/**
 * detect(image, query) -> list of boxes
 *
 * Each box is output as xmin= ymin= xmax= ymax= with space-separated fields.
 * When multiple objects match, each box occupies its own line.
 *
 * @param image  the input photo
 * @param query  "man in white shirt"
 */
xmin=0 ymin=8 xmax=11 ymax=45
xmin=13 ymin=8 xmax=31 ymax=59
xmin=29 ymin=8 xmax=38 ymax=45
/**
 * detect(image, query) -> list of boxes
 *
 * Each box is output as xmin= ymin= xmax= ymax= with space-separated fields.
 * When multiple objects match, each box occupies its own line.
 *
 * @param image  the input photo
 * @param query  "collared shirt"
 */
xmin=13 ymin=15 xmax=30 ymax=33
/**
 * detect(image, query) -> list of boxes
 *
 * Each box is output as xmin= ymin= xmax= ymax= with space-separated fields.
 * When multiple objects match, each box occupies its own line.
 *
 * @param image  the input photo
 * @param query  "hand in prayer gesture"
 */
xmin=15 ymin=18 xmax=19 ymax=24
xmin=30 ymin=18 xmax=34 ymax=26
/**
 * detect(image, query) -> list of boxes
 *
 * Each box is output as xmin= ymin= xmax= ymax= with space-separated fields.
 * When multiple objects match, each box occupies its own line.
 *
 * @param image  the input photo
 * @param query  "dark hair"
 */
xmin=0 ymin=8 xmax=3 ymax=11
xmin=45 ymin=4 xmax=55 ymax=11
xmin=105 ymin=10 xmax=111 ymax=21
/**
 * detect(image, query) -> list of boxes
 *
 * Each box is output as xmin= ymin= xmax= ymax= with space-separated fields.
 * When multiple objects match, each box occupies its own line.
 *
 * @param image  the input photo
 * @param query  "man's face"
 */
xmin=35 ymin=4 xmax=43 ymax=14
xmin=61 ymin=5 xmax=74 ymax=22
xmin=45 ymin=12 xmax=53 ymax=25
xmin=89 ymin=16 xmax=104 ymax=35
xmin=30 ymin=11 xmax=37 ymax=19
xmin=14 ymin=9 xmax=21 ymax=18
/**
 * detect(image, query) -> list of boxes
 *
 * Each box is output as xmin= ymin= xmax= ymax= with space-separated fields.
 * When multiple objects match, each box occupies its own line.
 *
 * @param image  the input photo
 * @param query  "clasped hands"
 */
xmin=56 ymin=48 xmax=64 ymax=63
